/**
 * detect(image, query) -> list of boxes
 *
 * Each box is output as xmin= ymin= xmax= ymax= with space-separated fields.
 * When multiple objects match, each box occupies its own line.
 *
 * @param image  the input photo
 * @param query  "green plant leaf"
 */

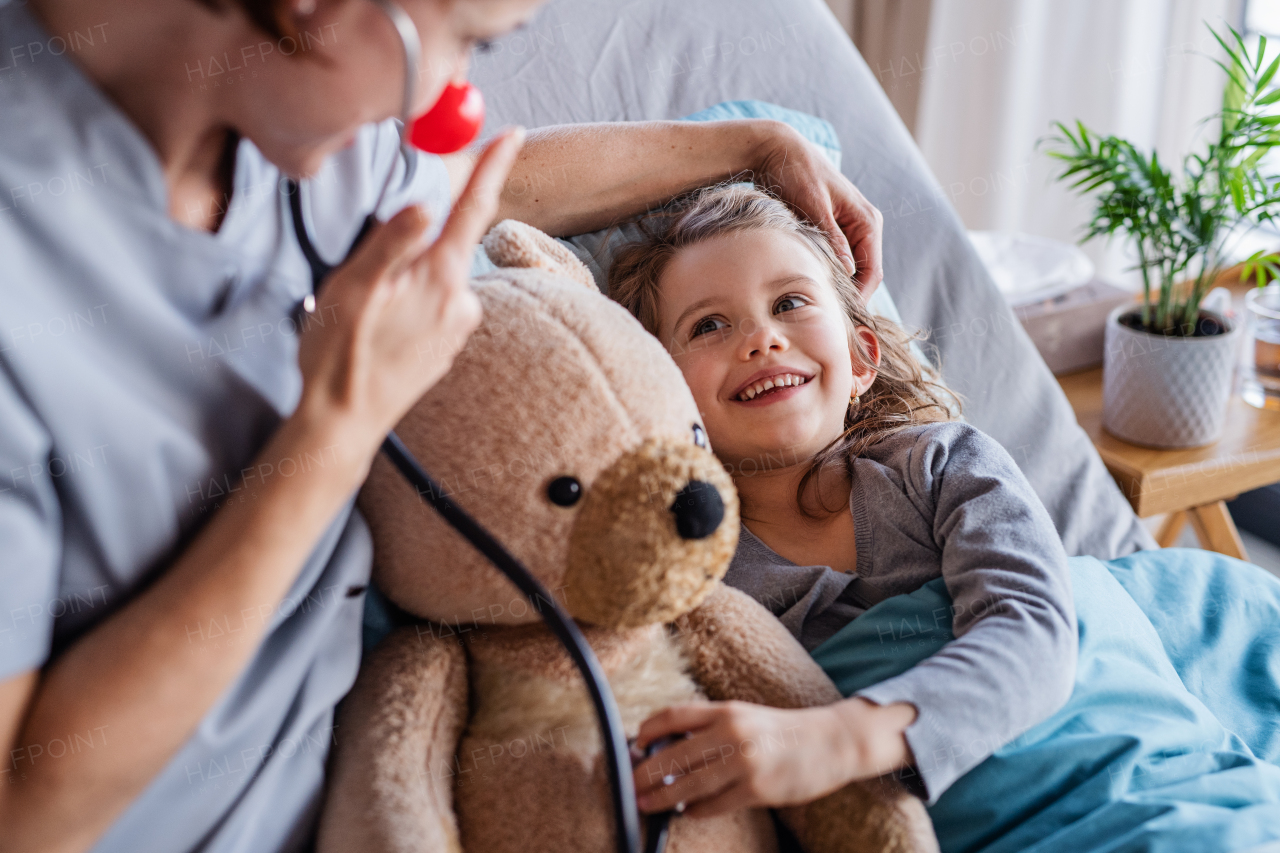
xmin=1260 ymin=53 xmax=1280 ymax=91
xmin=1233 ymin=23 xmax=1257 ymax=69
xmin=1044 ymin=22 xmax=1280 ymax=295
xmin=1213 ymin=25 xmax=1251 ymax=73
xmin=1225 ymin=72 xmax=1248 ymax=108
xmin=1212 ymin=56 xmax=1251 ymax=92
xmin=1242 ymin=249 xmax=1280 ymax=287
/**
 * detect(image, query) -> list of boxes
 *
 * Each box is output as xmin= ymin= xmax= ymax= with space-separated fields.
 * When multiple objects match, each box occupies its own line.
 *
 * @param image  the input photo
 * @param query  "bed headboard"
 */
xmin=469 ymin=0 xmax=1154 ymax=559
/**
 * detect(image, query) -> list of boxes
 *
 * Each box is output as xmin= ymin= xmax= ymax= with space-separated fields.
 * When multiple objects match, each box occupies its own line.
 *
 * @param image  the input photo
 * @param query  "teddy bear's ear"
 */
xmin=482 ymin=219 xmax=597 ymax=291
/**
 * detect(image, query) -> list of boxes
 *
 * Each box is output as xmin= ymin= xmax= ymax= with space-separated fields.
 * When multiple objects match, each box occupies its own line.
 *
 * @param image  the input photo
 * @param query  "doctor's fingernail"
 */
xmin=675 ymin=801 xmax=686 ymax=814
xmin=662 ymin=774 xmax=675 ymax=786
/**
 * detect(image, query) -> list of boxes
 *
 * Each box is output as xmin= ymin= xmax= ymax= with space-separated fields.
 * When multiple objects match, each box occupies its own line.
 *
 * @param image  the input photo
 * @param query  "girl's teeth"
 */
xmin=739 ymin=373 xmax=806 ymax=401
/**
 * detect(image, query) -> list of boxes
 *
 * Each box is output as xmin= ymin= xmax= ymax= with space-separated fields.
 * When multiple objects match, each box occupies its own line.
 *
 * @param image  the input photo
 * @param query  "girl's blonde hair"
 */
xmin=608 ymin=184 xmax=961 ymax=517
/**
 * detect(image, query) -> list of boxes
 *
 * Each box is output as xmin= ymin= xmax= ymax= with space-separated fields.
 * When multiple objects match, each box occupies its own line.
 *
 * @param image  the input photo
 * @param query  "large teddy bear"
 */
xmin=317 ymin=222 xmax=938 ymax=853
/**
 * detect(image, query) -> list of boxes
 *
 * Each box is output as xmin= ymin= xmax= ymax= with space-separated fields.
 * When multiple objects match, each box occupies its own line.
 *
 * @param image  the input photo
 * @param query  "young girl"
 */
xmin=611 ymin=185 xmax=1077 ymax=815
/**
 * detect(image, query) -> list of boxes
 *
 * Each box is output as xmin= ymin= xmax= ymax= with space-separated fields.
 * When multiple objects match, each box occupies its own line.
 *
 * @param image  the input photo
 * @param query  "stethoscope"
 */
xmin=284 ymin=3 xmax=669 ymax=852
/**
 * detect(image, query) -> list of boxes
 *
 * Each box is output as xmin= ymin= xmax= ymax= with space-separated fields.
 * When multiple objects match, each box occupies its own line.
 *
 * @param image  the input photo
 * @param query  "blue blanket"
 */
xmin=810 ymin=549 xmax=1280 ymax=852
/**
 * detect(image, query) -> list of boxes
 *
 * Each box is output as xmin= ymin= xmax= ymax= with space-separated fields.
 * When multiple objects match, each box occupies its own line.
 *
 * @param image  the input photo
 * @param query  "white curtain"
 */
xmin=826 ymin=0 xmax=934 ymax=135
xmin=911 ymin=0 xmax=1242 ymax=286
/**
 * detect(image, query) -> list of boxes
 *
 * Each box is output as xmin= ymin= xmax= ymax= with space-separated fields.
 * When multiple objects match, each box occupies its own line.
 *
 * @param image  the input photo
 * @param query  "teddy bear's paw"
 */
xmin=786 ymin=777 xmax=940 ymax=853
xmin=482 ymin=219 xmax=597 ymax=291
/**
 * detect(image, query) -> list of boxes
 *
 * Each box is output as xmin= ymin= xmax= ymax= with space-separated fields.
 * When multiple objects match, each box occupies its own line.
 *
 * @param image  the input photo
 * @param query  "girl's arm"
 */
xmin=0 ymin=130 xmax=523 ymax=853
xmin=850 ymin=422 xmax=1078 ymax=803
xmin=634 ymin=582 xmax=922 ymax=817
xmin=444 ymin=119 xmax=886 ymax=294
xmin=634 ymin=422 xmax=1077 ymax=813
xmin=632 ymin=697 xmax=918 ymax=816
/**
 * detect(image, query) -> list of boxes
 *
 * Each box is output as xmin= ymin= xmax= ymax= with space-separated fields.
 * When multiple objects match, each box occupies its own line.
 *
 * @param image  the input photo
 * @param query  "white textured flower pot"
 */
xmin=1102 ymin=305 xmax=1241 ymax=448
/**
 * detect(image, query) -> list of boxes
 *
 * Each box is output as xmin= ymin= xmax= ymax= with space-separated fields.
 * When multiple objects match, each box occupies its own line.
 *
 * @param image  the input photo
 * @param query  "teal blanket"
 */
xmin=811 ymin=549 xmax=1280 ymax=852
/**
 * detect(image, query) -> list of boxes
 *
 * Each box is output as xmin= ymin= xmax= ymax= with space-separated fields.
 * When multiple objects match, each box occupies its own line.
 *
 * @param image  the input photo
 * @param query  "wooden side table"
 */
xmin=1057 ymin=367 xmax=1280 ymax=560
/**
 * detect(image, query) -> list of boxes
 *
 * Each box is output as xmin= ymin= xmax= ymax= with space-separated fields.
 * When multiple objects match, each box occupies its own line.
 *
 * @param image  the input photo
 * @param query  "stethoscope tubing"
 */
xmin=379 ymin=433 xmax=644 ymax=852
xmin=286 ymin=177 xmax=645 ymax=853
xmin=282 ymin=4 xmax=662 ymax=847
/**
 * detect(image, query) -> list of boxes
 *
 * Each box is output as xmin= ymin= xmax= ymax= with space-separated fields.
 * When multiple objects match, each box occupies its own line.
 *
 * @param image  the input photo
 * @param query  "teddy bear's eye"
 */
xmin=692 ymin=424 xmax=708 ymax=449
xmin=546 ymin=476 xmax=582 ymax=507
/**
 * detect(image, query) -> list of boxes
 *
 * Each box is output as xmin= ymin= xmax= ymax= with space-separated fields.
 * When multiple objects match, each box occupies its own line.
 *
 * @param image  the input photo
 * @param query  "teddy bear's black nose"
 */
xmin=669 ymin=480 xmax=725 ymax=540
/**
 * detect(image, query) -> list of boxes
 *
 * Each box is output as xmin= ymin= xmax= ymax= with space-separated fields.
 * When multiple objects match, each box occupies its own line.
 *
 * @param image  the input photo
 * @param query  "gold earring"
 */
xmin=850 ymin=392 xmax=860 ymax=407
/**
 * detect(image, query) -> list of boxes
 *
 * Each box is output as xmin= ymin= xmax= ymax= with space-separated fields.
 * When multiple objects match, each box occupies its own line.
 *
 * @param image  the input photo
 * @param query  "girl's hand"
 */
xmin=295 ymin=127 xmax=525 ymax=460
xmin=632 ymin=698 xmax=917 ymax=817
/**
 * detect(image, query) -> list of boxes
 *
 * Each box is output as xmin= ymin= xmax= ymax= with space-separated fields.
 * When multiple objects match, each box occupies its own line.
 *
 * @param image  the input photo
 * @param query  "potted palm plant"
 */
xmin=1046 ymin=24 xmax=1280 ymax=448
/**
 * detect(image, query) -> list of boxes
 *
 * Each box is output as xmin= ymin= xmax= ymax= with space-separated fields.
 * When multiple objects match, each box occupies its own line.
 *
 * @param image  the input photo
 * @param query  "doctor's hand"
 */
xmin=295 ymin=127 xmax=525 ymax=461
xmin=754 ymin=123 xmax=884 ymax=297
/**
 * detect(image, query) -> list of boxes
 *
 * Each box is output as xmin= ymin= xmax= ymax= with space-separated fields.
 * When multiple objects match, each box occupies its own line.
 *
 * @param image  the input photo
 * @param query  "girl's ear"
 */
xmin=851 ymin=325 xmax=880 ymax=393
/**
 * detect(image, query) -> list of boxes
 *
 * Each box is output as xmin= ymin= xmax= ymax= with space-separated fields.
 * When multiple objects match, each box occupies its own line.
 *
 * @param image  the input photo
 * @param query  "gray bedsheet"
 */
xmin=469 ymin=0 xmax=1154 ymax=559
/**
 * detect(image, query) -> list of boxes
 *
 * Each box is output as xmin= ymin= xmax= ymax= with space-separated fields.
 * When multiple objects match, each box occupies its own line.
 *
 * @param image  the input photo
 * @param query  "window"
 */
xmin=1239 ymin=0 xmax=1280 ymax=247
xmin=1246 ymin=0 xmax=1280 ymax=40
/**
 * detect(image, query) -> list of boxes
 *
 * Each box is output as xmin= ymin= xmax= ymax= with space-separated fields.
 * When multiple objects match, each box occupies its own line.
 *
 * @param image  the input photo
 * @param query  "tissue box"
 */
xmin=1013 ymin=279 xmax=1134 ymax=375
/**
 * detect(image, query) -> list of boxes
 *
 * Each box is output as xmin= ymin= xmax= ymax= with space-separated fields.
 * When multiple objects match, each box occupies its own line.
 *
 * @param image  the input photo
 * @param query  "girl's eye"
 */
xmin=775 ymin=295 xmax=808 ymax=314
xmin=690 ymin=317 xmax=728 ymax=338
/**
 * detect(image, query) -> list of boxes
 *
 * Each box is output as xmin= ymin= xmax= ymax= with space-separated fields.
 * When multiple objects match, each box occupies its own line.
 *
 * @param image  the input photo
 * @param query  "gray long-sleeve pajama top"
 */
xmin=724 ymin=421 xmax=1078 ymax=804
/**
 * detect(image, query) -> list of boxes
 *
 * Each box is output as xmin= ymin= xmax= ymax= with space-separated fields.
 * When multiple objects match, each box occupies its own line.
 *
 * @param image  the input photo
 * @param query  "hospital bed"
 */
xmin=453 ymin=3 xmax=1280 ymax=849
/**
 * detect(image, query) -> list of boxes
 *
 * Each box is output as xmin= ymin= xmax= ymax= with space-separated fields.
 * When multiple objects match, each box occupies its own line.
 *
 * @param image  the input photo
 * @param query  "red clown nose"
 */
xmin=409 ymin=81 xmax=485 ymax=154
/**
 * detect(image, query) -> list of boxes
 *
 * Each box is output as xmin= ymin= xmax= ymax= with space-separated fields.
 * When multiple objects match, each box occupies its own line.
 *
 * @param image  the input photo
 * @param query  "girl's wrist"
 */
xmin=831 ymin=697 xmax=918 ymax=780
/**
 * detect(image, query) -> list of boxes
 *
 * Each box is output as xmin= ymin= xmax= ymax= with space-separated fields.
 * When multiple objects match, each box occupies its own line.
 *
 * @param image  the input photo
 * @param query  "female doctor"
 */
xmin=0 ymin=0 xmax=885 ymax=850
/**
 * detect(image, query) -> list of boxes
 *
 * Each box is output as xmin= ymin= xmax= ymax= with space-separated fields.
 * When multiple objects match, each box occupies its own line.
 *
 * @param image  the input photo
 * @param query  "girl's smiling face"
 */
xmin=654 ymin=227 xmax=877 ymax=473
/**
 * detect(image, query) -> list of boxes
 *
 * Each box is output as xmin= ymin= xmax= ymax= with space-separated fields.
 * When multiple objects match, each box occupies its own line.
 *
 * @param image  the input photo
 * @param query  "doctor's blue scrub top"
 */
xmin=0 ymin=3 xmax=452 ymax=850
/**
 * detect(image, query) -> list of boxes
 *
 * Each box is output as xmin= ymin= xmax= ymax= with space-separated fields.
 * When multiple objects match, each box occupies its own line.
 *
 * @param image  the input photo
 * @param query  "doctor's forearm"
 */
xmin=0 ymin=414 xmax=370 ymax=853
xmin=494 ymin=119 xmax=794 ymax=236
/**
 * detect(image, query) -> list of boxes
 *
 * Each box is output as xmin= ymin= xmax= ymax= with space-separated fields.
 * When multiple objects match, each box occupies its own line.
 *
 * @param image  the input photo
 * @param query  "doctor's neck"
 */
xmin=29 ymin=0 xmax=255 ymax=231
